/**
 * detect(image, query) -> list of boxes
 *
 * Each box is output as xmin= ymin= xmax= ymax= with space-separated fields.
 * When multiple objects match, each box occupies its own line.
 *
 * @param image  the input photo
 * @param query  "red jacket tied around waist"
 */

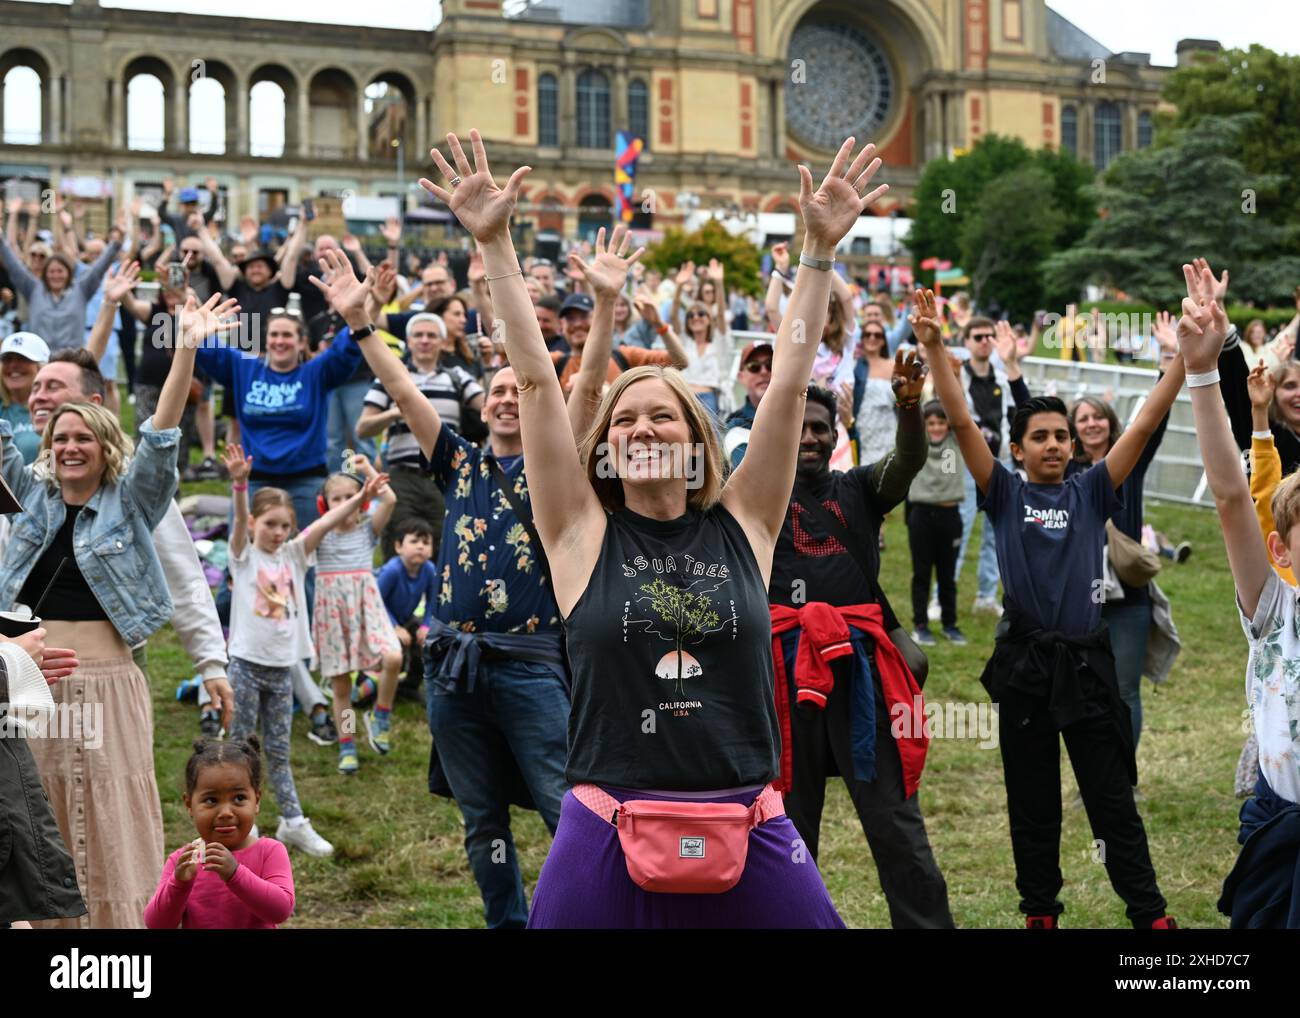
xmin=769 ymin=601 xmax=928 ymax=798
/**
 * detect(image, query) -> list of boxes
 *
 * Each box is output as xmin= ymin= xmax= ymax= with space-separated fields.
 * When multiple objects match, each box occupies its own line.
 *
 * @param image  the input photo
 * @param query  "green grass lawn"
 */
xmin=144 ymin=483 xmax=1247 ymax=928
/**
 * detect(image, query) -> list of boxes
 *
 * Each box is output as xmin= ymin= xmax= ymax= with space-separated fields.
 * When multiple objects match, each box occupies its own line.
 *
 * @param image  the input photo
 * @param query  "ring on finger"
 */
xmin=449 ymin=175 xmax=462 ymax=189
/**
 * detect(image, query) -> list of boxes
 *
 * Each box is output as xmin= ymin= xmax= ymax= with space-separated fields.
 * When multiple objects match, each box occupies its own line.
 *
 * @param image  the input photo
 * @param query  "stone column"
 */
xmin=234 ymin=76 xmax=249 ymax=156
xmin=110 ymin=77 xmax=124 ymax=149
xmin=560 ymin=57 xmax=576 ymax=148
xmin=613 ymin=58 xmax=628 ymax=139
xmin=48 ymin=75 xmax=62 ymax=145
xmin=357 ymin=88 xmax=369 ymax=161
xmin=415 ymin=95 xmax=428 ymax=160
xmin=174 ymin=77 xmax=189 ymax=153
xmin=297 ymin=83 xmax=311 ymax=158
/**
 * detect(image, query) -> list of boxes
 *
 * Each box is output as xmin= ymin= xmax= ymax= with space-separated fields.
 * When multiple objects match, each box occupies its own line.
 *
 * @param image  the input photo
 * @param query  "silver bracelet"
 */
xmin=486 ymin=269 xmax=523 ymax=282
xmin=1186 ymin=368 xmax=1220 ymax=388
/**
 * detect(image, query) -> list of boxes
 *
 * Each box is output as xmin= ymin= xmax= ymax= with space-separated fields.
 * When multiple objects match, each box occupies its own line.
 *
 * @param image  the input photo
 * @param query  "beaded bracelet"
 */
xmin=896 ymin=396 xmax=921 ymax=410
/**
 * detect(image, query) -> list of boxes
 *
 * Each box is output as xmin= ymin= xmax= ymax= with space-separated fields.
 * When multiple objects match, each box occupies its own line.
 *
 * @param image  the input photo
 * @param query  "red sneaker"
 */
xmin=1150 ymin=916 xmax=1179 ymax=929
xmin=1026 ymin=915 xmax=1058 ymax=929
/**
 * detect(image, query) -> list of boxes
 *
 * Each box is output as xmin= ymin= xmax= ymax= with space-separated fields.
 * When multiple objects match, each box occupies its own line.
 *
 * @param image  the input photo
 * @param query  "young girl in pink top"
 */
xmin=144 ymin=736 xmax=295 ymax=929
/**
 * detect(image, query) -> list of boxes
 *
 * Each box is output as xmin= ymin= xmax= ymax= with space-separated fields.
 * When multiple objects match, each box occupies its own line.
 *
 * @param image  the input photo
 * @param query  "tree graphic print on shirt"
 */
xmin=632 ymin=576 xmax=724 ymax=696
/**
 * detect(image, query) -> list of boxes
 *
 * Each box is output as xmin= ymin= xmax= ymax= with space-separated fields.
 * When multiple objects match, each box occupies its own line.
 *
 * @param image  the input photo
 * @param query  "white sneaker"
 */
xmin=972 ymin=595 xmax=1003 ymax=616
xmin=927 ymin=597 xmax=942 ymax=622
xmin=276 ymin=816 xmax=334 ymax=857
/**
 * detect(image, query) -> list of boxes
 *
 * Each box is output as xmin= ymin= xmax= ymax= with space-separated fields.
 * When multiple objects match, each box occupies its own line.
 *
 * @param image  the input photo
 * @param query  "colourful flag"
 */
xmin=615 ymin=131 xmax=644 ymax=224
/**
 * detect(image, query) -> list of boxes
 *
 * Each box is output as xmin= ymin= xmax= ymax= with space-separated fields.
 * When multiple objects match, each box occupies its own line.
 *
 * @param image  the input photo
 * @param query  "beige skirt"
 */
xmin=28 ymin=655 xmax=164 ymax=930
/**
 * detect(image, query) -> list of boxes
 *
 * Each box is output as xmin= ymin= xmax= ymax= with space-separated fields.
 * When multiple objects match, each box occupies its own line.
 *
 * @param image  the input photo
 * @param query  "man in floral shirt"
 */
xmin=422 ymin=366 xmax=569 ymax=929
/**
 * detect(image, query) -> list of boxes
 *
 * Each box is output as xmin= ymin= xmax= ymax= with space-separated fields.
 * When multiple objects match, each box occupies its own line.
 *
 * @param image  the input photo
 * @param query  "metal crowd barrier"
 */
xmin=725 ymin=332 xmax=1213 ymax=509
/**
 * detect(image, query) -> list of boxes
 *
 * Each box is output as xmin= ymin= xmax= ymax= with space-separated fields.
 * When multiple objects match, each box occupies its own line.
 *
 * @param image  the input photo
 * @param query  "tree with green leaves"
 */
xmin=642 ymin=219 xmax=763 ymax=298
xmin=960 ymin=168 xmax=1064 ymax=321
xmin=906 ymin=134 xmax=1094 ymax=307
xmin=1043 ymin=115 xmax=1300 ymax=308
xmin=1162 ymin=44 xmax=1300 ymax=220
xmin=638 ymin=578 xmax=720 ymax=694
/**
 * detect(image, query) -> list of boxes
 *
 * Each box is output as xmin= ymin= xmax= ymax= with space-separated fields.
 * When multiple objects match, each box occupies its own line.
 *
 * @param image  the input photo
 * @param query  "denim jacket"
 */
xmin=0 ymin=417 xmax=180 ymax=646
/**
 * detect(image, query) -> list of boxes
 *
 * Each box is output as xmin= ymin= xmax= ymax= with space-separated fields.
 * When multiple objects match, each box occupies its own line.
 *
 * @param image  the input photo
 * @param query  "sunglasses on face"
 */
xmin=864 ymin=330 xmax=886 ymax=340
xmin=744 ymin=360 xmax=772 ymax=373
xmin=688 ymin=311 xmax=711 ymax=319
xmin=970 ymin=333 xmax=994 ymax=343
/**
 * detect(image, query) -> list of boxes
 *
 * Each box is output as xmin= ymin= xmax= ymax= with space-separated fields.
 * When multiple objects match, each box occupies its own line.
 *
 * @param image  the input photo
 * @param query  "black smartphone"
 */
xmin=302 ymin=198 xmax=316 ymax=222
xmin=166 ymin=262 xmax=187 ymax=289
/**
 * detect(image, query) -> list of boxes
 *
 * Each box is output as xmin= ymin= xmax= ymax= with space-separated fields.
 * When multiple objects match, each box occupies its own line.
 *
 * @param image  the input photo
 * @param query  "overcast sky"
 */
xmin=3 ymin=1 xmax=1294 ymax=148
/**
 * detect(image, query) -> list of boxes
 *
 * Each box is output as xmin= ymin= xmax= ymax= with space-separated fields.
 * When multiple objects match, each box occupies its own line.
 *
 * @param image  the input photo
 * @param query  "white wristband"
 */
xmin=1252 ymin=430 xmax=1274 ymax=441
xmin=1186 ymin=368 xmax=1220 ymax=388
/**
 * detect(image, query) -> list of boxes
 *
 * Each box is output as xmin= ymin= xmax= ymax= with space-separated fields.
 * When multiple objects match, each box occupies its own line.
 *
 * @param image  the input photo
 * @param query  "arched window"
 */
xmin=538 ymin=73 xmax=558 ymax=147
xmin=577 ymin=193 xmax=613 ymax=243
xmin=2 ymin=66 xmax=41 ymax=145
xmin=1060 ymin=105 xmax=1077 ymax=157
xmin=628 ymin=78 xmax=648 ymax=148
xmin=127 ymin=73 xmax=165 ymax=151
xmin=1094 ymin=101 xmax=1122 ymax=170
xmin=189 ymin=76 xmax=226 ymax=155
xmin=576 ymin=69 xmax=610 ymax=150
xmin=1137 ymin=111 xmax=1153 ymax=149
xmin=249 ymin=80 xmax=286 ymax=157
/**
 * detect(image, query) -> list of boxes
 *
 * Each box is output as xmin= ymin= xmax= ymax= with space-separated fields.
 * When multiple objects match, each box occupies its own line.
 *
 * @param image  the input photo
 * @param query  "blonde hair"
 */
xmin=1271 ymin=471 xmax=1300 ymax=547
xmin=250 ymin=487 xmax=298 ymax=530
xmin=578 ymin=365 xmax=724 ymax=512
xmin=1268 ymin=362 xmax=1300 ymax=426
xmin=34 ymin=402 xmax=133 ymax=486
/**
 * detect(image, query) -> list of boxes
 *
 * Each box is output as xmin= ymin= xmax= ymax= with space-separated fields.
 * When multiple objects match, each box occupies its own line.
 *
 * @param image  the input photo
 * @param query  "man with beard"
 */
xmin=766 ymin=355 xmax=955 ymax=928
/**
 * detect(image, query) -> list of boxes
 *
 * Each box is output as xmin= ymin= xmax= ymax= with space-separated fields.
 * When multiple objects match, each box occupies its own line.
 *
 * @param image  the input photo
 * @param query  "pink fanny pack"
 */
xmin=573 ymin=783 xmax=785 ymax=894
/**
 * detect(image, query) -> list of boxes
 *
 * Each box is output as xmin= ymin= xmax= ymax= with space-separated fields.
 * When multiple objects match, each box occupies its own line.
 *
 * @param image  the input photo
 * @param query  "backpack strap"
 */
xmin=611 ymin=347 xmax=629 ymax=372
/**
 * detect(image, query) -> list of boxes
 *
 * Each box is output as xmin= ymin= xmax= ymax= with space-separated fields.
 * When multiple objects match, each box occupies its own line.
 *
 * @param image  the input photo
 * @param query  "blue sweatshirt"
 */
xmin=375 ymin=556 xmax=437 ymax=627
xmin=196 ymin=327 xmax=362 ymax=476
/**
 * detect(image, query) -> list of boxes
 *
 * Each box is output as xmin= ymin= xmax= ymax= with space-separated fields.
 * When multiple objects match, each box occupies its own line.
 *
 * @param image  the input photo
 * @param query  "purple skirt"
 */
xmin=527 ymin=786 xmax=845 ymax=929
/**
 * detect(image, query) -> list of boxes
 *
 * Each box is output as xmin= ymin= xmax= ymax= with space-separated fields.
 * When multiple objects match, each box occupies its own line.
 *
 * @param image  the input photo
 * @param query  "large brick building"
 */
xmin=0 ymin=0 xmax=1216 ymax=250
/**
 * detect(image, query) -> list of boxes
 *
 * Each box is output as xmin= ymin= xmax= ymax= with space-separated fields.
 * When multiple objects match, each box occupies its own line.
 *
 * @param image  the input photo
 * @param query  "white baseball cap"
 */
xmin=0 ymin=332 xmax=50 ymax=363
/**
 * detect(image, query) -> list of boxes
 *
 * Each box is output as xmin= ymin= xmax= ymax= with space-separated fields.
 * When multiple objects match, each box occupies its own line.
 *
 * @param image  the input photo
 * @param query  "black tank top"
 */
xmin=563 ymin=504 xmax=780 ymax=790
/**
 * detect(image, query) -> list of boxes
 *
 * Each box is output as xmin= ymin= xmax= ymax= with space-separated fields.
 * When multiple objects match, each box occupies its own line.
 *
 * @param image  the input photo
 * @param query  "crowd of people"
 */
xmin=0 ymin=126 xmax=1297 ymax=931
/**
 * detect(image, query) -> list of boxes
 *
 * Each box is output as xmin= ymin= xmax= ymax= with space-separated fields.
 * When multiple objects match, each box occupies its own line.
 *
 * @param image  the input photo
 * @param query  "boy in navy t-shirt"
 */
xmin=913 ymin=287 xmax=1182 ymax=930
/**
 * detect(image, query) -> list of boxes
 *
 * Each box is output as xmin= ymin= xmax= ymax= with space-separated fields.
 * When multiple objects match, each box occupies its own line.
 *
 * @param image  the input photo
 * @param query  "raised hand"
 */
xmin=674 ymin=261 xmax=696 ymax=286
xmin=706 ymin=258 xmax=725 ymax=282
xmin=361 ymin=471 xmax=391 ymax=503
xmin=836 ymin=381 xmax=854 ymax=425
xmin=566 ymin=225 xmax=645 ymax=298
xmin=993 ymin=319 xmax=1019 ymax=367
xmin=798 ymin=138 xmax=888 ymax=253
xmin=891 ymin=348 xmax=927 ymax=402
xmin=341 ymin=233 xmax=363 ymax=254
xmin=379 ymin=216 xmax=402 ymax=246
xmin=374 ymin=260 xmax=399 ymax=304
xmin=104 ymin=260 xmax=141 ymax=303
xmin=1152 ymin=309 xmax=1178 ymax=356
xmin=177 ymin=293 xmax=241 ymax=349
xmin=418 ymin=129 xmax=530 ymax=244
xmin=1191 ymin=257 xmax=1229 ymax=304
xmin=239 ymin=215 xmax=260 ymax=246
xmin=468 ymin=249 xmax=486 ymax=285
xmin=349 ymin=452 xmax=375 ymax=478
xmin=1247 ymin=362 xmax=1275 ymax=411
xmin=772 ymin=242 xmax=790 ymax=275
xmin=223 ymin=442 xmax=251 ymax=484
xmin=1175 ymin=260 xmax=1230 ymax=373
xmin=909 ymin=288 xmax=943 ymax=349
xmin=633 ymin=288 xmax=662 ymax=328
xmin=309 ymin=248 xmax=374 ymax=323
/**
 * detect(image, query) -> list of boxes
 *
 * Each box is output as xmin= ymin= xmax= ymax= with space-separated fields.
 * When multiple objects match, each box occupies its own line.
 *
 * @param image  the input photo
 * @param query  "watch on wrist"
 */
xmin=351 ymin=322 xmax=377 ymax=341
xmin=799 ymin=253 xmax=834 ymax=272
